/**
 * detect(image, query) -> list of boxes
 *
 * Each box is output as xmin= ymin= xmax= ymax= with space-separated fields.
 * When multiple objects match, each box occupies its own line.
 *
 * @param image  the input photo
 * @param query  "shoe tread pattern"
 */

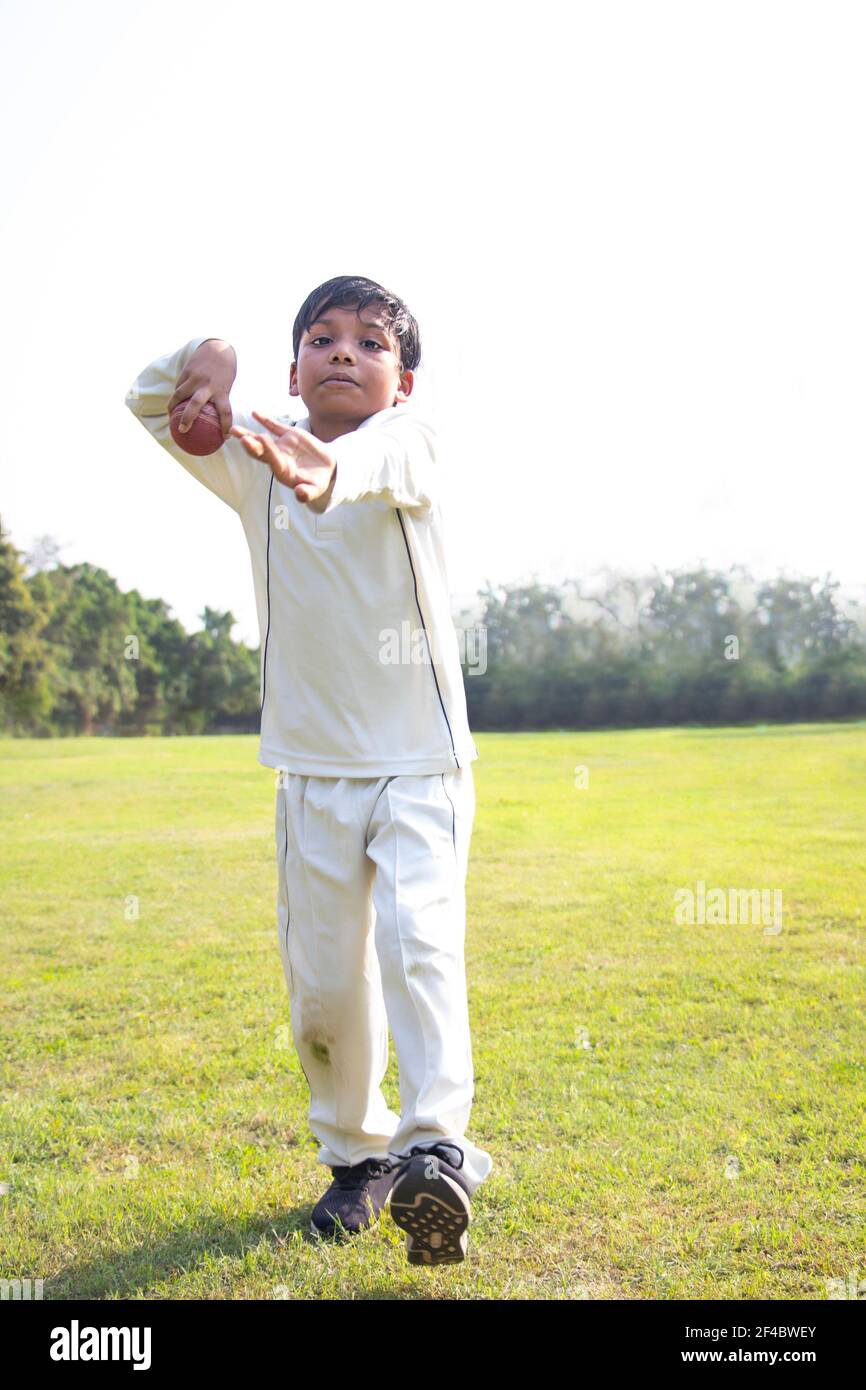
xmin=389 ymin=1157 xmax=470 ymax=1266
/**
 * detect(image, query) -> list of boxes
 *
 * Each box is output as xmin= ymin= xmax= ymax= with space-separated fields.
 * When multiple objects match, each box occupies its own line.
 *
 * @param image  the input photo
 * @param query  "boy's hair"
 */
xmin=292 ymin=275 xmax=421 ymax=374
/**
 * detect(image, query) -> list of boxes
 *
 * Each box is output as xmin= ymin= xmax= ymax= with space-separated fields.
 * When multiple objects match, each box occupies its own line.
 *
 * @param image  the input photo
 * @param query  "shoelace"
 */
xmin=331 ymin=1157 xmax=394 ymax=1190
xmin=392 ymin=1142 xmax=466 ymax=1171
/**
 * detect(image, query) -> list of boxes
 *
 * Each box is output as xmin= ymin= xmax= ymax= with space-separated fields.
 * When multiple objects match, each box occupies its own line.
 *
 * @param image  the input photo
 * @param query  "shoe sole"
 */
xmin=388 ymin=1157 xmax=471 ymax=1266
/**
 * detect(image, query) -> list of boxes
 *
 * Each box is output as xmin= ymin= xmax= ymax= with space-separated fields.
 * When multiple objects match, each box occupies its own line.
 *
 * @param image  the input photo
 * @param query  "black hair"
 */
xmin=291 ymin=275 xmax=421 ymax=374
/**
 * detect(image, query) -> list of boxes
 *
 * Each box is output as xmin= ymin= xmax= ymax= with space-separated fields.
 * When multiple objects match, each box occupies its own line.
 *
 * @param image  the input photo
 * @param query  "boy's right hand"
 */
xmin=167 ymin=338 xmax=237 ymax=439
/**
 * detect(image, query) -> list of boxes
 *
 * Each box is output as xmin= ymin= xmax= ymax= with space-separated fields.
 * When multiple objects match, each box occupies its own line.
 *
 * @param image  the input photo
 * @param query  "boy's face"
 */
xmin=289 ymin=303 xmax=414 ymax=439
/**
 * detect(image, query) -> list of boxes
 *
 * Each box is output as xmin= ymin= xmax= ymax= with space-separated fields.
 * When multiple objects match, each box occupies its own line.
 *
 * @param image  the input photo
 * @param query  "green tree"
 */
xmin=28 ymin=563 xmax=138 ymax=734
xmin=0 ymin=519 xmax=55 ymax=729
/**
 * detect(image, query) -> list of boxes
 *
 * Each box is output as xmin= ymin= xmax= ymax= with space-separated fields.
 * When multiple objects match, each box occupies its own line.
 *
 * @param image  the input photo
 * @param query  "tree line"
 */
xmin=2 ymin=519 xmax=864 ymax=736
xmin=456 ymin=568 xmax=866 ymax=728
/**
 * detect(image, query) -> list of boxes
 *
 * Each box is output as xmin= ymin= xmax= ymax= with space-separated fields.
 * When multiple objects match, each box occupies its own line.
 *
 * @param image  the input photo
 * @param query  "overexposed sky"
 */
xmin=2 ymin=0 xmax=864 ymax=645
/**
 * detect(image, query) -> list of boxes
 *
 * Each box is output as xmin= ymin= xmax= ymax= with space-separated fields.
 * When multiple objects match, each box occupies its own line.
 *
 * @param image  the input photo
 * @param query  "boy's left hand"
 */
xmin=231 ymin=411 xmax=337 ymax=512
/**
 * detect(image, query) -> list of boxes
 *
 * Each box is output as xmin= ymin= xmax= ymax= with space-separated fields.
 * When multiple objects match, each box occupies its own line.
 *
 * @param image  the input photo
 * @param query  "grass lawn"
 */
xmin=1 ymin=724 xmax=864 ymax=1300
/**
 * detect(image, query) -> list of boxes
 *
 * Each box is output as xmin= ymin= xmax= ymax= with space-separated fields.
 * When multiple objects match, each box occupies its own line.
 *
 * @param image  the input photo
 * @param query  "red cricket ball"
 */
xmin=169 ymin=400 xmax=225 ymax=457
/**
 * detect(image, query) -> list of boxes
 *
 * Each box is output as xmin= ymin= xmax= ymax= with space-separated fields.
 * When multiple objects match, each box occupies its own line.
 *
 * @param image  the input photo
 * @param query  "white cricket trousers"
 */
xmin=274 ymin=766 xmax=493 ymax=1197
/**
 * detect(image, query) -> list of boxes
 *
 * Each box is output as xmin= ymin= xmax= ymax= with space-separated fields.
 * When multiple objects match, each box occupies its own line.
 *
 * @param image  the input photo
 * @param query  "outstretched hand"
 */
xmin=230 ymin=412 xmax=337 ymax=512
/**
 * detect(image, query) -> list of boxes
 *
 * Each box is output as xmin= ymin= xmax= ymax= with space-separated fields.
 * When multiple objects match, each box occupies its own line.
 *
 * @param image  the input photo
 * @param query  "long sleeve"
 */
xmin=323 ymin=410 xmax=438 ymax=516
xmin=124 ymin=336 xmax=277 ymax=515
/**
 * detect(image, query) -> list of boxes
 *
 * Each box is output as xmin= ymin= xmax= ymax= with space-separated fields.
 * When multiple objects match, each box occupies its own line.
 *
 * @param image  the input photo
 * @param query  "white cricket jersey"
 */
xmin=124 ymin=336 xmax=479 ymax=777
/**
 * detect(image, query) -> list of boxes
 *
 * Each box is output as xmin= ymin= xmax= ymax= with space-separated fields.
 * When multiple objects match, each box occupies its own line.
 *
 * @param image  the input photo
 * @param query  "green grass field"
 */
xmin=2 ymin=725 xmax=864 ymax=1300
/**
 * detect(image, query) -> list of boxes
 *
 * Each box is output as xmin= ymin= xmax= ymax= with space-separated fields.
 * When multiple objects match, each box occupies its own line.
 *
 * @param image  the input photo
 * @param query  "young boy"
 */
xmin=124 ymin=275 xmax=493 ymax=1266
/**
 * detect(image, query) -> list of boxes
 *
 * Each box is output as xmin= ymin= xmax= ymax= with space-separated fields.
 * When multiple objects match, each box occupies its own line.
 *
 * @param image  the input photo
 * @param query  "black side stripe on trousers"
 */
xmin=395 ymin=507 xmax=460 ymax=768
xmin=441 ymin=773 xmax=457 ymax=854
xmin=281 ymin=789 xmax=291 ymax=967
xmin=280 ymin=785 xmax=316 ymax=1096
xmin=260 ymin=472 xmax=275 ymax=720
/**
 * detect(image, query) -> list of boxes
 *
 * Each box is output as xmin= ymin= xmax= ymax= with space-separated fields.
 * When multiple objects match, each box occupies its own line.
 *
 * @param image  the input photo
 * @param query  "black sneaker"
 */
xmin=309 ymin=1157 xmax=396 ymax=1240
xmin=388 ymin=1142 xmax=471 ymax=1266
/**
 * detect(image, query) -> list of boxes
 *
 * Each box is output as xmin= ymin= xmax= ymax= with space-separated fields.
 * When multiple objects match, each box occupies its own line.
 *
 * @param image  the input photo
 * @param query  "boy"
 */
xmin=124 ymin=275 xmax=493 ymax=1266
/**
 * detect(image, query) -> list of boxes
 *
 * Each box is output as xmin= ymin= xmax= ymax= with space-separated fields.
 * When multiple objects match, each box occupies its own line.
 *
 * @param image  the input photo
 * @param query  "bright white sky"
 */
xmin=2 ymin=0 xmax=864 ymax=645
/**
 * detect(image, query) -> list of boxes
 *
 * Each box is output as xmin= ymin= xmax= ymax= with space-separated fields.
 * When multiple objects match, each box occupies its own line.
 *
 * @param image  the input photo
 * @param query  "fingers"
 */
xmin=230 ymin=425 xmax=300 ymax=485
xmin=173 ymin=385 xmax=210 ymax=433
xmin=229 ymin=423 xmax=326 ymax=504
xmin=294 ymin=480 xmax=326 ymax=506
xmin=216 ymin=399 xmax=233 ymax=439
xmin=232 ymin=428 xmax=265 ymax=461
xmin=251 ymin=410 xmax=297 ymax=436
xmin=260 ymin=434 xmax=313 ymax=490
xmin=167 ymin=374 xmax=192 ymax=415
xmin=257 ymin=431 xmax=288 ymax=470
xmin=230 ymin=425 xmax=266 ymax=459
xmin=251 ymin=410 xmax=279 ymax=426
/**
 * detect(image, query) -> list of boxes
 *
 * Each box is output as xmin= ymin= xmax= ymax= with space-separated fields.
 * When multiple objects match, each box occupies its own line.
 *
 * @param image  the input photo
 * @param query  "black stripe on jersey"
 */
xmin=395 ymin=508 xmax=460 ymax=768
